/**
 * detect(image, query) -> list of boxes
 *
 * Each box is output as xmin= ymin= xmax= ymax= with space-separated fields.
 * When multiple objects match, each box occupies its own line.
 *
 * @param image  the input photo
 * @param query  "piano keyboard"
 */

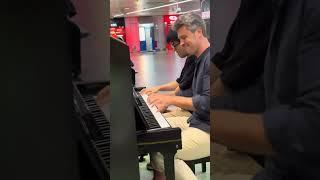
xmin=83 ymin=95 xmax=110 ymax=139
xmin=82 ymin=95 xmax=110 ymax=169
xmin=133 ymin=88 xmax=182 ymax=180
xmin=136 ymin=93 xmax=170 ymax=129
xmin=94 ymin=138 xmax=110 ymax=169
xmin=73 ymin=81 xmax=111 ymax=178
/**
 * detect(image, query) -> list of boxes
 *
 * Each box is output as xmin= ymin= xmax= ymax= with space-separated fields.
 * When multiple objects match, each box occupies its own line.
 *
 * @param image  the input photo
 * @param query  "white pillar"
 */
xmin=153 ymin=16 xmax=166 ymax=51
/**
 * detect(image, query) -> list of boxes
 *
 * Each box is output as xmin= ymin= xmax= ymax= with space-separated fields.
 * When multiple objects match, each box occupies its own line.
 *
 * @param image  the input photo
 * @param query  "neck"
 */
xmin=195 ymin=38 xmax=210 ymax=58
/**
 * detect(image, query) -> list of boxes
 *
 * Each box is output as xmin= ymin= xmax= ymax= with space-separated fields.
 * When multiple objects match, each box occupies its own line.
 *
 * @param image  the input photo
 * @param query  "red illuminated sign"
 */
xmin=164 ymin=15 xmax=179 ymax=50
xmin=110 ymin=26 xmax=126 ymax=41
xmin=164 ymin=15 xmax=179 ymax=26
xmin=169 ymin=16 xmax=178 ymax=21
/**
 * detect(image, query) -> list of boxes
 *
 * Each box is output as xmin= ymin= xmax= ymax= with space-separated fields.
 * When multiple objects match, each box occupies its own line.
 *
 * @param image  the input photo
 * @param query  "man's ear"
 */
xmin=195 ymin=27 xmax=203 ymax=37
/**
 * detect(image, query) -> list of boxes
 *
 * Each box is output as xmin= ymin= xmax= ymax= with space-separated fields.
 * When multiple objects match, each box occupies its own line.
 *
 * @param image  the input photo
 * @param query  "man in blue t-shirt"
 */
xmin=141 ymin=29 xmax=196 ymax=97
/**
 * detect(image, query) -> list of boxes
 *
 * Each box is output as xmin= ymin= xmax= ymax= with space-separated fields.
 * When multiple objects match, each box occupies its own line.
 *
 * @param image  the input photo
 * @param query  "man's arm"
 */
xmin=148 ymin=94 xmax=195 ymax=111
xmin=211 ymin=110 xmax=274 ymax=155
xmin=211 ymin=62 xmax=221 ymax=83
xmin=173 ymin=86 xmax=180 ymax=95
xmin=149 ymin=77 xmax=209 ymax=113
xmin=212 ymin=2 xmax=320 ymax=161
xmin=157 ymin=81 xmax=180 ymax=91
xmin=212 ymin=77 xmax=228 ymax=97
xmin=211 ymin=62 xmax=229 ymax=97
xmin=211 ymin=56 xmax=270 ymax=154
xmin=141 ymin=81 xmax=179 ymax=95
xmin=168 ymin=96 xmax=195 ymax=111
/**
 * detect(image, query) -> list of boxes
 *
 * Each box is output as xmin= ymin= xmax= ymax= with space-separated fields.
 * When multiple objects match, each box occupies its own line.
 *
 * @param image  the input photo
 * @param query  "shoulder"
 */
xmin=185 ymin=55 xmax=197 ymax=66
xmin=203 ymin=51 xmax=210 ymax=67
xmin=187 ymin=55 xmax=197 ymax=61
xmin=201 ymin=51 xmax=210 ymax=74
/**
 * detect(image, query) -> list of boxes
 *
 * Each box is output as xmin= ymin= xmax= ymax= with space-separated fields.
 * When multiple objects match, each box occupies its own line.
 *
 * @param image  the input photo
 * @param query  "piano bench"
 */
xmin=184 ymin=156 xmax=210 ymax=174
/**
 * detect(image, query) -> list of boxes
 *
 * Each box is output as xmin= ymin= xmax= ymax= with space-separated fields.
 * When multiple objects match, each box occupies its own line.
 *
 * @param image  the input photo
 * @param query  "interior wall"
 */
xmin=71 ymin=0 xmax=109 ymax=81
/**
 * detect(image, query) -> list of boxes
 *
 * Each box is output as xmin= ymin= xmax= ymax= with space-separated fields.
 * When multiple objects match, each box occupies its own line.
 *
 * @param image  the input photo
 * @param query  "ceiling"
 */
xmin=110 ymin=0 xmax=201 ymax=18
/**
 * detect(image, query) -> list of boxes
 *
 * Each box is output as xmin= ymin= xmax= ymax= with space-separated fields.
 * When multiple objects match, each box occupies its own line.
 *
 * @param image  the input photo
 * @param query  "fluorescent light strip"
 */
xmin=177 ymin=8 xmax=201 ymax=15
xmin=113 ymin=13 xmax=124 ymax=17
xmin=126 ymin=0 xmax=194 ymax=15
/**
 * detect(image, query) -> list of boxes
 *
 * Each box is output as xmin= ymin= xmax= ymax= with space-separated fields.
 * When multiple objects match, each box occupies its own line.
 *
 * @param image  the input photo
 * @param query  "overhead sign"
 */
xmin=202 ymin=11 xmax=210 ymax=19
xmin=168 ymin=16 xmax=178 ymax=21
xmin=164 ymin=15 xmax=179 ymax=25
xmin=110 ymin=23 xmax=118 ymax=27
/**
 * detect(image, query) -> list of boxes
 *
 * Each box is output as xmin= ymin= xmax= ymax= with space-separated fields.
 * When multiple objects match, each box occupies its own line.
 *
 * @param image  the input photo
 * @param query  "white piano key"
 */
xmin=141 ymin=94 xmax=170 ymax=128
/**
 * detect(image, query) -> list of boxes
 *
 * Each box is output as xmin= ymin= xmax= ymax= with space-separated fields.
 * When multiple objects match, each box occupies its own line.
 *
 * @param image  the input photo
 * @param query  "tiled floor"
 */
xmin=211 ymin=143 xmax=262 ymax=180
xmin=131 ymin=51 xmax=211 ymax=180
xmin=139 ymin=155 xmax=210 ymax=180
xmin=131 ymin=51 xmax=186 ymax=88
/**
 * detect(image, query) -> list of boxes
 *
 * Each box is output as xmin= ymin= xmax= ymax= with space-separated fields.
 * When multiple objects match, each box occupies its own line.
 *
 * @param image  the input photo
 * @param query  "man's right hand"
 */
xmin=140 ymin=87 xmax=160 ymax=95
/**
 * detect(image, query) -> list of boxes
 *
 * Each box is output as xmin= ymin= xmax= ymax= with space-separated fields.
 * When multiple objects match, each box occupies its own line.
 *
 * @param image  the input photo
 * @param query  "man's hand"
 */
xmin=96 ymin=85 xmax=110 ymax=107
xmin=140 ymin=87 xmax=160 ymax=95
xmin=147 ymin=94 xmax=171 ymax=113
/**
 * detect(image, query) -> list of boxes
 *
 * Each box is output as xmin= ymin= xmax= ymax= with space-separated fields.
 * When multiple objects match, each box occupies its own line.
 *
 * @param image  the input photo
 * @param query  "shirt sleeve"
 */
xmin=192 ymin=58 xmax=210 ymax=116
xmin=176 ymin=77 xmax=182 ymax=83
xmin=176 ymin=63 xmax=186 ymax=83
xmin=179 ymin=59 xmax=196 ymax=90
xmin=263 ymin=2 xmax=320 ymax=164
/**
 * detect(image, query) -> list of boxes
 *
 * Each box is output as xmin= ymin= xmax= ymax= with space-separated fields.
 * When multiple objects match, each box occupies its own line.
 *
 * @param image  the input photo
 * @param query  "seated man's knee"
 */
xmin=174 ymin=159 xmax=197 ymax=180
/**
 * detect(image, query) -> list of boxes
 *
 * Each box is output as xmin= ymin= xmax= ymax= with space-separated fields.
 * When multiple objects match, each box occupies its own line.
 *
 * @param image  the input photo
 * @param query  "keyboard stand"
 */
xmin=138 ymin=139 xmax=179 ymax=180
xmin=163 ymin=151 xmax=175 ymax=180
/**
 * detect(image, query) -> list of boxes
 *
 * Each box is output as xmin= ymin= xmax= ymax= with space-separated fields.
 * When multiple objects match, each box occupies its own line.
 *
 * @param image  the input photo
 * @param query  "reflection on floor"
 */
xmin=131 ymin=51 xmax=186 ymax=87
xmin=131 ymin=51 xmax=210 ymax=180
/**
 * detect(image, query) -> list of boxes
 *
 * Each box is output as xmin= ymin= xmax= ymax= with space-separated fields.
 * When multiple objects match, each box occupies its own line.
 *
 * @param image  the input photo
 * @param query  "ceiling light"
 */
xmin=113 ymin=13 xmax=124 ymax=18
xmin=126 ymin=0 xmax=194 ymax=15
xmin=177 ymin=8 xmax=201 ymax=15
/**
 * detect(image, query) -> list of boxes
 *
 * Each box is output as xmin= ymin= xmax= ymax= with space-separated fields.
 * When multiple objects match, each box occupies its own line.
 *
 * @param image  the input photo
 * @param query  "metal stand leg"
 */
xmin=163 ymin=152 xmax=175 ymax=180
xmin=202 ymin=162 xmax=206 ymax=172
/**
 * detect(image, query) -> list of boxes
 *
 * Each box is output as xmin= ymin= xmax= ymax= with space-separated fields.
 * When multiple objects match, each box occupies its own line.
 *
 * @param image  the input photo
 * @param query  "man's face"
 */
xmin=171 ymin=40 xmax=188 ymax=58
xmin=177 ymin=25 xmax=202 ymax=56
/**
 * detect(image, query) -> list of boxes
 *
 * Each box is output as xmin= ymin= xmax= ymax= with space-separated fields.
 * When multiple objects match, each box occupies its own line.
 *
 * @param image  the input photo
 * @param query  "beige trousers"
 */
xmin=151 ymin=109 xmax=210 ymax=180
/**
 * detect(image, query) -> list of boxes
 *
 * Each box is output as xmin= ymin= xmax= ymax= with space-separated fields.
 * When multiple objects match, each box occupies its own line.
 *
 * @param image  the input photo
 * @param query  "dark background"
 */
xmin=2 ymin=1 xmax=80 ymax=179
